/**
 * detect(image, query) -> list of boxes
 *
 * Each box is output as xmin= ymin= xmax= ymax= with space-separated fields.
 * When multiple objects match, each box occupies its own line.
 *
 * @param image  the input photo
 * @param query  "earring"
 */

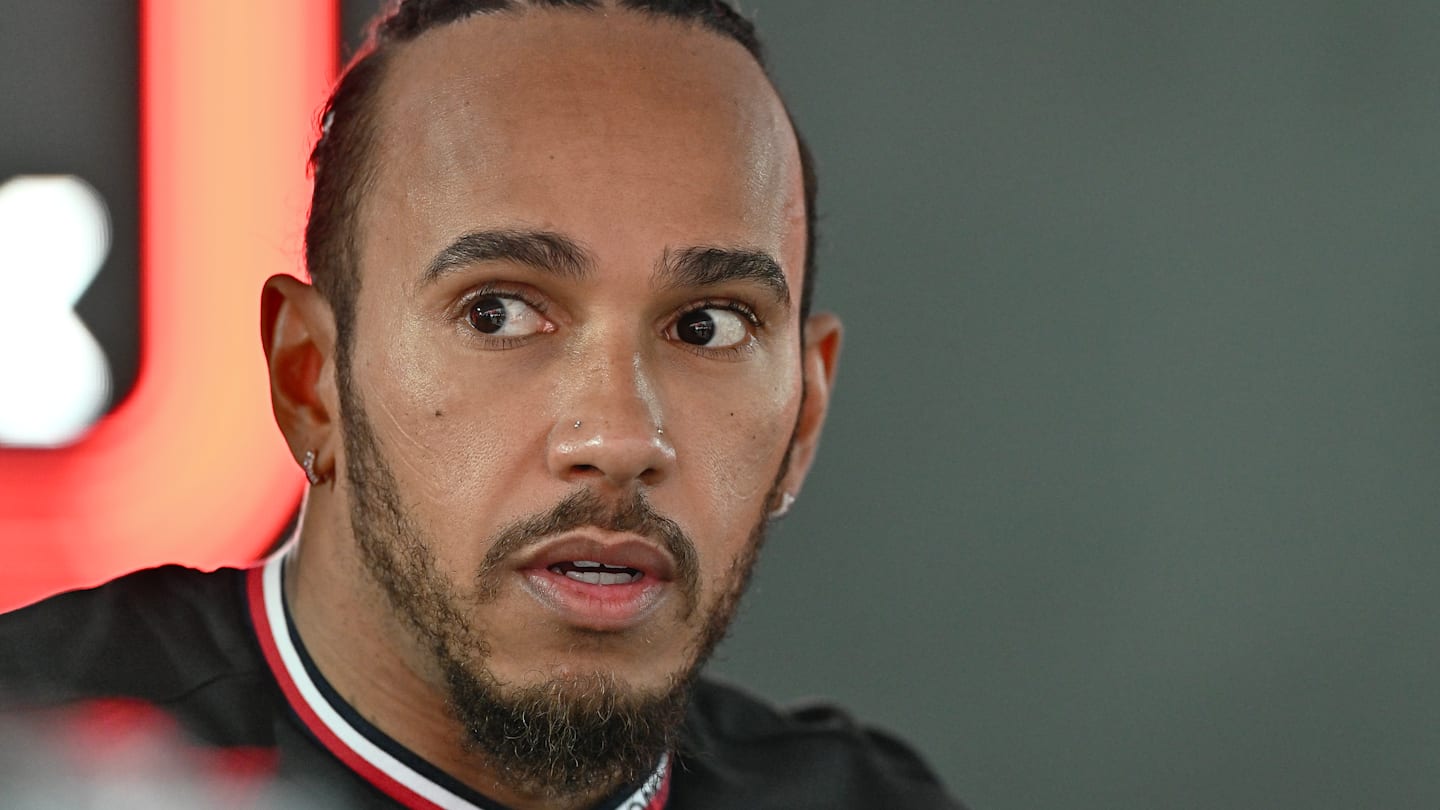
xmin=769 ymin=492 xmax=795 ymax=520
xmin=302 ymin=449 xmax=325 ymax=485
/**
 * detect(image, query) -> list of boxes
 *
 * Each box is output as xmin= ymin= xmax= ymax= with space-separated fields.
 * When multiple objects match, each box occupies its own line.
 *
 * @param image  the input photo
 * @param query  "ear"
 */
xmin=777 ymin=311 xmax=842 ymax=500
xmin=260 ymin=274 xmax=339 ymax=473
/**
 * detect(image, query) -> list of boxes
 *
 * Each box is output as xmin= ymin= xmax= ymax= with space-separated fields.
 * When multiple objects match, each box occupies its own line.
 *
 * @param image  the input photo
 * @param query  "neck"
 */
xmin=284 ymin=521 xmax=623 ymax=810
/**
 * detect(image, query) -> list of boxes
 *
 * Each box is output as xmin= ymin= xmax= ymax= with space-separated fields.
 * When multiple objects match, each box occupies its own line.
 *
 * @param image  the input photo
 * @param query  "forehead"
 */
xmin=359 ymin=8 xmax=805 ymax=285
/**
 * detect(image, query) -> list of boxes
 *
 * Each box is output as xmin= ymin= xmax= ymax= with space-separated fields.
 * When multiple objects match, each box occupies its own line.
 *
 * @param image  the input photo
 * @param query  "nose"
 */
xmin=547 ymin=351 xmax=676 ymax=489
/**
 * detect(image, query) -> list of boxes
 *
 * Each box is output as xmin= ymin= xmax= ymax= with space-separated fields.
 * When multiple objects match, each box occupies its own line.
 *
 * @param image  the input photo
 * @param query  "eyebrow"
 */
xmin=658 ymin=246 xmax=791 ymax=308
xmin=418 ymin=229 xmax=790 ymax=307
xmin=419 ymin=229 xmax=593 ymax=285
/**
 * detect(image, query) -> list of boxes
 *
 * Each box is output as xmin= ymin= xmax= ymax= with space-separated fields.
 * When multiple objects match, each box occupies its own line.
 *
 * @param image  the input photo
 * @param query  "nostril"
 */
xmin=551 ymin=428 xmax=675 ymax=485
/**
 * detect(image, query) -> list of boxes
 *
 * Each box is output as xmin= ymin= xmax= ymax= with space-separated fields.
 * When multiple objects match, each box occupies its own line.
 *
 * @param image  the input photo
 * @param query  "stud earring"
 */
xmin=302 ymin=449 xmax=325 ymax=485
xmin=769 ymin=491 xmax=795 ymax=520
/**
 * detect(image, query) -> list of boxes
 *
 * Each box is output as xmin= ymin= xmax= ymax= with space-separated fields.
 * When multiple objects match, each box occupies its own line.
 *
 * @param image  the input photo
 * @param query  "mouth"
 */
xmin=514 ymin=533 xmax=676 ymax=632
xmin=547 ymin=559 xmax=645 ymax=585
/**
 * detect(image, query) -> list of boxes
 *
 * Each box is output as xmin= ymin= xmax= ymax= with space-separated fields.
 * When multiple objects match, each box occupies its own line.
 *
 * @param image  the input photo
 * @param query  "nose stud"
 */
xmin=574 ymin=420 xmax=582 ymax=429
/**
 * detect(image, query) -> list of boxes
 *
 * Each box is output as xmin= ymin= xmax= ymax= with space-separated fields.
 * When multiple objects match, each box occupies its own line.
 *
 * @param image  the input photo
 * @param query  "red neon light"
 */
xmin=0 ymin=2 xmax=338 ymax=612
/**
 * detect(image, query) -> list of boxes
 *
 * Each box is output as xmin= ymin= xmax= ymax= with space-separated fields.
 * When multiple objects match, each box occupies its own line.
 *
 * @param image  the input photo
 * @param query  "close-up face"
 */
xmin=330 ymin=7 xmax=820 ymax=706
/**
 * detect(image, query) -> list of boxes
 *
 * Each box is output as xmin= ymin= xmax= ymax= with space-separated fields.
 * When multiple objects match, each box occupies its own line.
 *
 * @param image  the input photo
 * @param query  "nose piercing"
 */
xmin=302 ymin=449 xmax=325 ymax=485
xmin=656 ymin=426 xmax=664 ymax=435
xmin=574 ymin=420 xmax=582 ymax=429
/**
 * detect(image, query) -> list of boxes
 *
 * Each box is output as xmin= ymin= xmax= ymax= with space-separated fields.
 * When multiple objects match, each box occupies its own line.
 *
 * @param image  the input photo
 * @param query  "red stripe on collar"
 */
xmin=246 ymin=563 xmax=438 ymax=808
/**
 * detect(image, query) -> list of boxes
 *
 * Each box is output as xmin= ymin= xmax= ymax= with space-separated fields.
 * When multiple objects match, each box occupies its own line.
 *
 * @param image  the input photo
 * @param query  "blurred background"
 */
xmin=3 ymin=1 xmax=1438 ymax=808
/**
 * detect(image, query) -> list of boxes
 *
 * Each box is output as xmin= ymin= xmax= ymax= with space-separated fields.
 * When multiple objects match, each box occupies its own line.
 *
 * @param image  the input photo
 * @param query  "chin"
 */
xmin=442 ymin=653 xmax=692 ymax=798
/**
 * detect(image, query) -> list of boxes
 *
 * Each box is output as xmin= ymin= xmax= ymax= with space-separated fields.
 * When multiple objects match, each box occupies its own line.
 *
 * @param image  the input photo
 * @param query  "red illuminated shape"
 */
xmin=0 ymin=1 xmax=338 ymax=611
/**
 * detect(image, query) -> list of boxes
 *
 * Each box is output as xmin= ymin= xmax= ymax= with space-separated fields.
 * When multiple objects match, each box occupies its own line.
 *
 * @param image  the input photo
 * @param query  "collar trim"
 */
xmin=246 ymin=554 xmax=671 ymax=810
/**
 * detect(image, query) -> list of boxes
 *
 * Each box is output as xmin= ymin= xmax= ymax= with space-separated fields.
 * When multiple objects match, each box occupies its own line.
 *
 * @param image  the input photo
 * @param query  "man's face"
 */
xmin=336 ymin=10 xmax=811 ymax=705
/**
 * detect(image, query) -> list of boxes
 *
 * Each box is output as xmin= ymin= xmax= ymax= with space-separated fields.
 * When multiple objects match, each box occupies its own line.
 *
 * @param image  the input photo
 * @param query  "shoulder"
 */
xmin=0 ymin=566 xmax=273 ymax=744
xmin=670 ymin=676 xmax=968 ymax=810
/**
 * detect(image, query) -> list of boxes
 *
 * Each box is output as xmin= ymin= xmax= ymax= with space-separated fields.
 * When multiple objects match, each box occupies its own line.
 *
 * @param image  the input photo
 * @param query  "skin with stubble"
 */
xmin=260 ymin=6 xmax=840 ymax=810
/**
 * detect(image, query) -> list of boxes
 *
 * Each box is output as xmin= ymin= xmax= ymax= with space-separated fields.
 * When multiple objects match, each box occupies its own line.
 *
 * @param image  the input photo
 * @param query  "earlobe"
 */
xmin=260 ymin=274 xmax=339 ymax=475
xmin=778 ymin=312 xmax=843 ymax=500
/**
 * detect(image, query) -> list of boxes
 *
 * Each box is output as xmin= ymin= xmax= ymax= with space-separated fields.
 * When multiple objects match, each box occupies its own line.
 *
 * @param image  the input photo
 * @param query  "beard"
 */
xmin=336 ymin=370 xmax=786 ymax=799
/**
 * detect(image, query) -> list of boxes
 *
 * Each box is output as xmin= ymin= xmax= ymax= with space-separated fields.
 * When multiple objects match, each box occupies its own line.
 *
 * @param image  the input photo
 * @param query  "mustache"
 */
xmin=476 ymin=489 xmax=701 ymax=613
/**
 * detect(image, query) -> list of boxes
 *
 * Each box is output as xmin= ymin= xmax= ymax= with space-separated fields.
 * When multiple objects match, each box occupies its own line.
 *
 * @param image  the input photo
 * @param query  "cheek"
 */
xmin=683 ymin=374 xmax=799 ymax=528
xmin=681 ymin=394 xmax=793 ymax=613
xmin=359 ymin=317 xmax=546 ymax=516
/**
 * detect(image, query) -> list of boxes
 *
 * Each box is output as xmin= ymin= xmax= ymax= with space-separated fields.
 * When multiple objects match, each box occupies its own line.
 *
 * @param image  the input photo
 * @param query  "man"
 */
xmin=0 ymin=1 xmax=963 ymax=807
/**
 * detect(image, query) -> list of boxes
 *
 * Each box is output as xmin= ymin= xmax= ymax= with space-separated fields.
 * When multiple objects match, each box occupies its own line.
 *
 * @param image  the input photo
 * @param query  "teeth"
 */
xmin=564 ymin=570 xmax=638 ymax=585
xmin=572 ymin=560 xmax=601 ymax=568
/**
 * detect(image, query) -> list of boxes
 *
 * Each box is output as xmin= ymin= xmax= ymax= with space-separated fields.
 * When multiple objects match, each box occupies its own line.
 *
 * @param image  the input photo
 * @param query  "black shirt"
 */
xmin=0 ymin=557 xmax=963 ymax=809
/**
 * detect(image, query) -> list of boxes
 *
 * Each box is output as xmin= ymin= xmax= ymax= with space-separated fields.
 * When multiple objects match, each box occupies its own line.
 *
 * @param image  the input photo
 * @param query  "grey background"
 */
xmin=719 ymin=3 xmax=1440 ymax=809
xmin=5 ymin=1 xmax=1439 ymax=807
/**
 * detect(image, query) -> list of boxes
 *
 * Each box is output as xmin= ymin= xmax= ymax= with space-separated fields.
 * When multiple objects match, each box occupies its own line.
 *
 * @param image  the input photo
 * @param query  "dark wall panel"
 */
xmin=1 ymin=1 xmax=139 ymax=413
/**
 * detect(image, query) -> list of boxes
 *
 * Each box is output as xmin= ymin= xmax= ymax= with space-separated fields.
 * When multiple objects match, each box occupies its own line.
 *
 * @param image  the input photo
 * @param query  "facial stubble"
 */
xmin=336 ymin=370 xmax=791 ymax=799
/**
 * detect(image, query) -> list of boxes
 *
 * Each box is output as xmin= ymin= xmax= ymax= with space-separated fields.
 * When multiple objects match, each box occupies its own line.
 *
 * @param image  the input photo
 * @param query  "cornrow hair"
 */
xmin=306 ymin=0 xmax=817 ymax=375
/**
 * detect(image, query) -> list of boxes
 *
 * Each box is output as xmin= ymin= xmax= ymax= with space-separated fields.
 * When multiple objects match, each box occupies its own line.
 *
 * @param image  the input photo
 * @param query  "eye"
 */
xmin=673 ymin=307 xmax=751 ymax=348
xmin=465 ymin=293 xmax=551 ymax=337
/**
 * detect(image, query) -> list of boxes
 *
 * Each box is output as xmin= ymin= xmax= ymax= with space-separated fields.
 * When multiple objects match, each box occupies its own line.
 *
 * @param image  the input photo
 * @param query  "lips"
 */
xmin=521 ymin=534 xmax=676 ymax=582
xmin=513 ymin=532 xmax=677 ymax=631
